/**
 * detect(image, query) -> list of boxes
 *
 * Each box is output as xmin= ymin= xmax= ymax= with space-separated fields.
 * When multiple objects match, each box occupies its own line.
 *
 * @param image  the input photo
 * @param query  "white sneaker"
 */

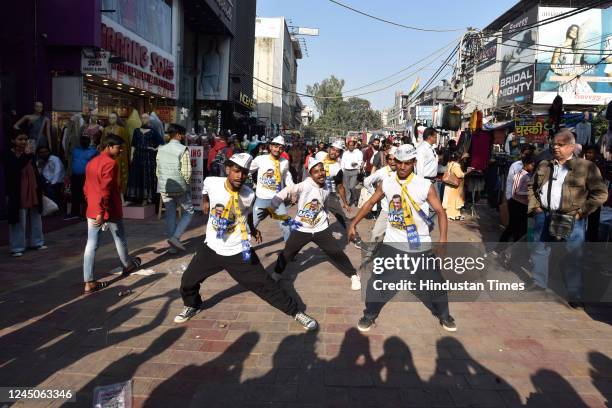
xmin=174 ymin=306 xmax=201 ymax=323
xmin=351 ymin=274 xmax=361 ymax=291
xmin=294 ymin=312 xmax=318 ymax=331
xmin=11 ymin=252 xmax=23 ymax=257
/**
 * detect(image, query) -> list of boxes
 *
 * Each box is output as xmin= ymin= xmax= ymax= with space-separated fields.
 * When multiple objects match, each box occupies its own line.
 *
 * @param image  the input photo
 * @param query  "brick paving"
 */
xmin=0 ymin=205 xmax=611 ymax=407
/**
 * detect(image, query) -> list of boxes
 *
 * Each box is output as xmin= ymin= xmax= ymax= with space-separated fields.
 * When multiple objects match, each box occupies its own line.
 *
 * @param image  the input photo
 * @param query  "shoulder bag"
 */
xmin=442 ymin=163 xmax=460 ymax=188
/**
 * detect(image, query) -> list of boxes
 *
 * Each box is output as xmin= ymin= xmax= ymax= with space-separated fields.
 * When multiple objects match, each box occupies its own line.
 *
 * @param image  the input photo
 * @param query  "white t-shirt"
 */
xmin=364 ymin=166 xmax=395 ymax=210
xmin=202 ymin=177 xmax=255 ymax=256
xmin=505 ymin=160 xmax=523 ymax=200
xmin=382 ymin=174 xmax=432 ymax=244
xmin=415 ymin=141 xmax=438 ymax=178
xmin=250 ymin=154 xmax=294 ymax=200
xmin=272 ymin=177 xmax=330 ymax=233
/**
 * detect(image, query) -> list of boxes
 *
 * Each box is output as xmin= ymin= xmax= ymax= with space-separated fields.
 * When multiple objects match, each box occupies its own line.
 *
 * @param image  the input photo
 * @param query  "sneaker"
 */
xmin=440 ymin=316 xmax=457 ymax=332
xmin=174 ymin=306 xmax=201 ymax=323
xmin=168 ymin=247 xmax=178 ymax=255
xmin=167 ymin=237 xmax=186 ymax=252
xmin=294 ymin=312 xmax=318 ymax=331
xmin=353 ymin=237 xmax=364 ymax=250
xmin=11 ymin=252 xmax=24 ymax=257
xmin=351 ymin=274 xmax=361 ymax=291
xmin=357 ymin=316 xmax=375 ymax=332
xmin=35 ymin=245 xmax=48 ymax=250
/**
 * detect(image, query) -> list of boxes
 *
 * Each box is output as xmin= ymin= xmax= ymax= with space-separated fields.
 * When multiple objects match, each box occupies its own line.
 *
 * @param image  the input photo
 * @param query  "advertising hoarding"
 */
xmin=534 ymin=7 xmax=612 ymax=105
xmin=196 ymin=35 xmax=231 ymax=101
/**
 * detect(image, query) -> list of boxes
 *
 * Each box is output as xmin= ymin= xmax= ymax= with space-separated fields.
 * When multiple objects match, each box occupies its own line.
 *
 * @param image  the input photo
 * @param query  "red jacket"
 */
xmin=207 ymin=140 xmax=233 ymax=171
xmin=84 ymin=152 xmax=123 ymax=220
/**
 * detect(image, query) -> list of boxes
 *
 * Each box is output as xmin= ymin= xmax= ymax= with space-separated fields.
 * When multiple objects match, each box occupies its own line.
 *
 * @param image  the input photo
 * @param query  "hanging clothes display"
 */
xmin=125 ymin=109 xmax=142 ymax=148
xmin=469 ymin=130 xmax=492 ymax=172
xmin=126 ymin=127 xmax=164 ymax=203
xmin=103 ymin=125 xmax=130 ymax=193
xmin=469 ymin=110 xmax=483 ymax=132
xmin=456 ymin=129 xmax=472 ymax=157
xmin=442 ymin=105 xmax=461 ymax=131
xmin=575 ymin=119 xmax=592 ymax=146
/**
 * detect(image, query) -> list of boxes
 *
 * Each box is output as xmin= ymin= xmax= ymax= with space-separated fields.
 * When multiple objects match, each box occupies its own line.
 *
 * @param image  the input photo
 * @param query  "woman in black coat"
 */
xmin=2 ymin=131 xmax=45 ymax=256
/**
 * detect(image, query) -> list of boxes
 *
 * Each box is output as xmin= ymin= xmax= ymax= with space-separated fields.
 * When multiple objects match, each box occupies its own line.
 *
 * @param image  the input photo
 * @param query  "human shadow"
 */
xmin=589 ymin=351 xmax=612 ymax=407
xmin=0 ymin=274 xmax=176 ymax=392
xmin=526 ymin=369 xmax=589 ymax=407
xmin=431 ymin=337 xmax=521 ymax=407
xmin=143 ymin=332 xmax=260 ymax=407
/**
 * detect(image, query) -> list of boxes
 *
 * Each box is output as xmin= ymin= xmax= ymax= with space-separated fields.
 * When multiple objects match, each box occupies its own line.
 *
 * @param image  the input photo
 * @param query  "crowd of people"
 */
xmin=3 ymin=120 xmax=611 ymax=330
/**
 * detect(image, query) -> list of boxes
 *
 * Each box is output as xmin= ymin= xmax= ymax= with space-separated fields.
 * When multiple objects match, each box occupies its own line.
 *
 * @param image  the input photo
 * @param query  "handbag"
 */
xmin=442 ymin=163 xmax=460 ymax=188
xmin=545 ymin=164 xmax=574 ymax=240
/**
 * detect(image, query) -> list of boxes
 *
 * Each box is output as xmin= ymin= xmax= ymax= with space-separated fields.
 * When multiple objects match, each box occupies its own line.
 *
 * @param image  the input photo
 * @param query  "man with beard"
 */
xmin=261 ymin=159 xmax=361 ymax=291
xmin=363 ymin=146 xmax=398 ymax=242
xmin=363 ymin=137 xmax=381 ymax=175
xmin=175 ymin=153 xmax=318 ymax=331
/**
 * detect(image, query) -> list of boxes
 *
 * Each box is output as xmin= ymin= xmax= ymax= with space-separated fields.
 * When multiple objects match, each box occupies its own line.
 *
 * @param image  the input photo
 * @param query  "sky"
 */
xmin=256 ymin=0 xmax=518 ymax=111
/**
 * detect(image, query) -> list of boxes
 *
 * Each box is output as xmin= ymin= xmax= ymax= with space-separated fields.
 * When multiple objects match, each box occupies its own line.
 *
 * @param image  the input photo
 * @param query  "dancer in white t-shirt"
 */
xmin=174 ymin=153 xmax=317 ymax=331
xmin=349 ymin=144 xmax=457 ymax=333
xmin=260 ymin=159 xmax=361 ymax=291
xmin=250 ymin=135 xmax=294 ymax=241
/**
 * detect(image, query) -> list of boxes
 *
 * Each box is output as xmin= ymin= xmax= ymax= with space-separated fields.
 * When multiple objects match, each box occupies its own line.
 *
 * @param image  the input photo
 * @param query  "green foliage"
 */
xmin=306 ymin=76 xmax=382 ymax=136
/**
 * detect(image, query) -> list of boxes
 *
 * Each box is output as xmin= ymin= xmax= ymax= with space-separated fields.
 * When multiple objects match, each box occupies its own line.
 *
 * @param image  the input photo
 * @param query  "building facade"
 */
xmin=253 ymin=17 xmax=303 ymax=136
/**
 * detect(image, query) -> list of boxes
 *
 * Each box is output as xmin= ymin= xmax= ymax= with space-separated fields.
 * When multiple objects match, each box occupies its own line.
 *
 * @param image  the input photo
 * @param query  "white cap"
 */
xmin=271 ymin=136 xmax=285 ymax=146
xmin=394 ymin=144 xmax=417 ymax=162
xmin=387 ymin=146 xmax=398 ymax=158
xmin=308 ymin=158 xmax=323 ymax=172
xmin=331 ymin=140 xmax=345 ymax=150
xmin=228 ymin=152 xmax=253 ymax=170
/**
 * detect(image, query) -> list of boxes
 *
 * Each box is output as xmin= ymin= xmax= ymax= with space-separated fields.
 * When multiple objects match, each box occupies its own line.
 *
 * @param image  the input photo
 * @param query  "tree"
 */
xmin=306 ymin=75 xmax=344 ymax=117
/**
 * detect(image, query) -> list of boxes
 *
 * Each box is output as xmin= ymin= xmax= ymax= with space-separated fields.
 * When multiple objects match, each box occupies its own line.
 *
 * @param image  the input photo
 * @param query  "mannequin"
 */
xmin=82 ymin=112 xmax=104 ymax=146
xmin=126 ymin=113 xmax=164 ymax=205
xmin=13 ymin=101 xmax=52 ymax=153
xmin=104 ymin=112 xmax=130 ymax=194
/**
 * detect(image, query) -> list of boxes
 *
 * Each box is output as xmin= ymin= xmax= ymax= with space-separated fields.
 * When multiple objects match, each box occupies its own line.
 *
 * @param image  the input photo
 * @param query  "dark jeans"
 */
xmin=587 ymin=207 xmax=601 ymax=242
xmin=499 ymin=198 xmax=528 ymax=243
xmin=70 ymin=174 xmax=86 ymax=217
xmin=180 ymin=243 xmax=298 ymax=316
xmin=363 ymin=249 xmax=450 ymax=321
xmin=274 ymin=229 xmax=356 ymax=277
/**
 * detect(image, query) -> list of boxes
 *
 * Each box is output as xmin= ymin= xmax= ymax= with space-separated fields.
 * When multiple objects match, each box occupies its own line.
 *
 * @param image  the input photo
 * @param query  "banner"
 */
xmin=189 ymin=146 xmax=204 ymax=210
xmin=534 ymin=7 xmax=612 ymax=105
xmin=196 ymin=35 xmax=231 ymax=101
xmin=476 ymin=40 xmax=498 ymax=71
xmin=498 ymin=65 xmax=535 ymax=107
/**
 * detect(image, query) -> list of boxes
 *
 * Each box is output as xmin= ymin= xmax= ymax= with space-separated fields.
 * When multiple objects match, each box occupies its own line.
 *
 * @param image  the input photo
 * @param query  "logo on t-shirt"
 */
xmin=260 ymin=168 xmax=279 ymax=191
xmin=297 ymin=199 xmax=323 ymax=226
xmin=210 ymin=203 xmax=237 ymax=234
xmin=388 ymin=194 xmax=406 ymax=230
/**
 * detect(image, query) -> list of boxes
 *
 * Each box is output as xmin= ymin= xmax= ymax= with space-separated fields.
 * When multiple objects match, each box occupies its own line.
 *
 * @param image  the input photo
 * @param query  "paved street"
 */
xmin=1 ymin=207 xmax=611 ymax=407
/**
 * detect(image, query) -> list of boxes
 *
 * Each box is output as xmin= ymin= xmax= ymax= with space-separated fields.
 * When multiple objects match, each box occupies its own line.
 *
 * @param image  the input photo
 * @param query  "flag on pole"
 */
xmin=408 ymin=77 xmax=420 ymax=96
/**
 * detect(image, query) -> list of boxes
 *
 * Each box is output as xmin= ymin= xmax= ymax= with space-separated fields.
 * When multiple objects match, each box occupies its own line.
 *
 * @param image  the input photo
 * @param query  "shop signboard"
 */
xmin=533 ymin=7 xmax=612 ymax=105
xmin=155 ymin=106 xmax=176 ymax=123
xmin=476 ymin=40 xmax=498 ymax=71
xmin=196 ymin=35 xmax=231 ymax=101
xmin=97 ymin=16 xmax=176 ymax=99
xmin=189 ymin=146 xmax=204 ymax=211
xmin=415 ymin=105 xmax=434 ymax=121
xmin=239 ymin=92 xmax=256 ymax=110
xmin=81 ymin=49 xmax=111 ymax=75
xmin=514 ymin=117 xmax=549 ymax=144
xmin=497 ymin=7 xmax=538 ymax=107
xmin=498 ymin=65 xmax=535 ymax=107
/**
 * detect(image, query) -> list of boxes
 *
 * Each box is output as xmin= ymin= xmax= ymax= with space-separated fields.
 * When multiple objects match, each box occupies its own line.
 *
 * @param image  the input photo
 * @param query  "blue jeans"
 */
xmin=530 ymin=212 xmax=585 ymax=298
xmin=83 ymin=219 xmax=130 ymax=282
xmin=163 ymin=193 xmax=195 ymax=240
xmin=253 ymin=197 xmax=291 ymax=241
xmin=9 ymin=208 xmax=44 ymax=253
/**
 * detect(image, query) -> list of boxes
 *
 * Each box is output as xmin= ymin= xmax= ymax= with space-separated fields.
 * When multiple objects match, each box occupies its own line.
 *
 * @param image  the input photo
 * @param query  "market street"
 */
xmin=1 ymin=208 xmax=611 ymax=407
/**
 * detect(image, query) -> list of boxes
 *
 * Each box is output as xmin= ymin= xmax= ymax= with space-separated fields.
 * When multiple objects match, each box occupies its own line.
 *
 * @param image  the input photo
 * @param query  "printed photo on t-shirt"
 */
xmin=388 ymin=194 xmax=406 ymax=230
xmin=297 ymin=198 xmax=324 ymax=226
xmin=210 ymin=203 xmax=237 ymax=234
xmin=260 ymin=168 xmax=278 ymax=191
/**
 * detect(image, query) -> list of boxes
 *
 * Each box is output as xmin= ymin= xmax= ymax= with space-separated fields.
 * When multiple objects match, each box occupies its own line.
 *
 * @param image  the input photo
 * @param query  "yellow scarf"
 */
xmin=323 ymin=155 xmax=337 ymax=177
xmin=270 ymin=154 xmax=282 ymax=190
xmin=386 ymin=166 xmax=393 ymax=176
xmin=395 ymin=173 xmax=424 ymax=229
xmin=220 ymin=180 xmax=249 ymax=242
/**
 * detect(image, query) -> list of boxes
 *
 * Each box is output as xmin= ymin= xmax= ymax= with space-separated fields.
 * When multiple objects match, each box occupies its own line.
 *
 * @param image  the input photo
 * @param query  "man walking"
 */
xmin=527 ymin=130 xmax=607 ymax=308
xmin=174 ymin=153 xmax=318 ymax=331
xmin=341 ymin=139 xmax=363 ymax=207
xmin=415 ymin=127 xmax=439 ymax=184
xmin=156 ymin=123 xmax=194 ymax=253
xmin=348 ymin=144 xmax=456 ymax=332
xmin=250 ymin=135 xmax=294 ymax=241
xmin=362 ymin=137 xmax=380 ymax=175
xmin=83 ymin=135 xmax=141 ymax=294
xmin=262 ymin=159 xmax=361 ymax=291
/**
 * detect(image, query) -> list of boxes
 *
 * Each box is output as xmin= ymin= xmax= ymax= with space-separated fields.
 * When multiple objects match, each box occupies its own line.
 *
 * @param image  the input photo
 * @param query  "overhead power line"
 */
xmin=327 ymin=0 xmax=464 ymax=33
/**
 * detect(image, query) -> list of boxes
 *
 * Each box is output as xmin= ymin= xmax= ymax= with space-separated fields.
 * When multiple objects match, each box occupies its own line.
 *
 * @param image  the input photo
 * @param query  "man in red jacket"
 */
xmin=83 ymin=134 xmax=140 ymax=294
xmin=207 ymin=132 xmax=233 ymax=176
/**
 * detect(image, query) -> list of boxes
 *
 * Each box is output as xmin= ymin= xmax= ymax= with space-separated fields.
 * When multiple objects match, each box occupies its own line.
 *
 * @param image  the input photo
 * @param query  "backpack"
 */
xmin=211 ymin=146 xmax=229 ymax=177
